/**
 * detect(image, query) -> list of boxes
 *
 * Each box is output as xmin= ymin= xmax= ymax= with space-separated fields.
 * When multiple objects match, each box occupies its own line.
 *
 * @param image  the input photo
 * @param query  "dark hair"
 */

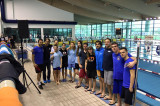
xmin=46 ymin=38 xmax=50 ymax=42
xmin=62 ymin=43 xmax=66 ymax=46
xmin=111 ymin=42 xmax=118 ymax=46
xmin=120 ymin=47 xmax=128 ymax=52
xmin=105 ymin=38 xmax=111 ymax=42
xmin=54 ymin=44 xmax=58 ymax=48
xmin=83 ymin=43 xmax=88 ymax=46
xmin=38 ymin=39 xmax=43 ymax=43
xmin=95 ymin=40 xmax=102 ymax=46
xmin=87 ymin=46 xmax=95 ymax=58
xmin=76 ymin=40 xmax=83 ymax=56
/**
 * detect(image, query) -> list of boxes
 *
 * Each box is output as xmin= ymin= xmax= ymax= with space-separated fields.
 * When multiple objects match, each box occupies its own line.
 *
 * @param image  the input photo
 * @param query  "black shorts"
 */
xmin=35 ymin=64 xmax=44 ymax=73
xmin=62 ymin=63 xmax=68 ymax=68
xmin=74 ymin=63 xmax=79 ymax=70
xmin=100 ymin=71 xmax=104 ymax=78
xmin=121 ymin=86 xmax=134 ymax=105
xmin=87 ymin=69 xmax=97 ymax=79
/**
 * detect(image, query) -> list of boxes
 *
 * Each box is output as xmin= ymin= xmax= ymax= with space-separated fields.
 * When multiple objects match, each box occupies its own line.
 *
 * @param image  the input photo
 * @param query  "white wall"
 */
xmin=2 ymin=0 xmax=75 ymax=39
xmin=5 ymin=0 xmax=74 ymax=21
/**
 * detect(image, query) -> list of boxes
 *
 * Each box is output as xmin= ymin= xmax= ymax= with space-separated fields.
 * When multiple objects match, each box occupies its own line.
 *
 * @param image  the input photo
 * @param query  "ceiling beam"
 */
xmin=146 ymin=0 xmax=160 ymax=4
xmin=39 ymin=0 xmax=120 ymax=22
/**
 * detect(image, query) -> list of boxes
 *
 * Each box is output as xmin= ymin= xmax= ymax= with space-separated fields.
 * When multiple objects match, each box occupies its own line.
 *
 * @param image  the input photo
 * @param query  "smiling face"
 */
xmin=105 ymin=39 xmax=111 ymax=48
xmin=78 ymin=41 xmax=82 ymax=48
xmin=83 ymin=44 xmax=88 ymax=50
xmin=62 ymin=44 xmax=66 ymax=49
xmin=95 ymin=42 xmax=101 ymax=49
xmin=38 ymin=40 xmax=43 ymax=47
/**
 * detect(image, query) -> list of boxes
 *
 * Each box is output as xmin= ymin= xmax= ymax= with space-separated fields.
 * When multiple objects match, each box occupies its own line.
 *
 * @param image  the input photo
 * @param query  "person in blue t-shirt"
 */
xmin=95 ymin=40 xmax=105 ymax=96
xmin=67 ymin=42 xmax=76 ymax=82
xmin=50 ymin=44 xmax=62 ymax=85
xmin=120 ymin=47 xmax=136 ymax=106
xmin=110 ymin=42 xmax=137 ymax=106
xmin=32 ymin=39 xmax=44 ymax=89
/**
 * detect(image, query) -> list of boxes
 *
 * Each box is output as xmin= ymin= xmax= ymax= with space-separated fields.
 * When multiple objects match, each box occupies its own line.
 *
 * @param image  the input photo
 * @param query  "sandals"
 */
xmin=90 ymin=91 xmax=96 ymax=94
xmin=85 ymin=89 xmax=92 ymax=92
xmin=68 ymin=80 xmax=74 ymax=83
xmin=99 ymin=94 xmax=106 ymax=98
xmin=75 ymin=85 xmax=81 ymax=89
xmin=95 ymin=92 xmax=102 ymax=95
xmin=84 ymin=86 xmax=89 ymax=89
xmin=104 ymin=96 xmax=112 ymax=100
xmin=109 ymin=101 xmax=116 ymax=105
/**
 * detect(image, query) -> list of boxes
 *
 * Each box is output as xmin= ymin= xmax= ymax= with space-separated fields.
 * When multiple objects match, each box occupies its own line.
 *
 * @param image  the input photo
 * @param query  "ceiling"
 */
xmin=39 ymin=0 xmax=160 ymax=24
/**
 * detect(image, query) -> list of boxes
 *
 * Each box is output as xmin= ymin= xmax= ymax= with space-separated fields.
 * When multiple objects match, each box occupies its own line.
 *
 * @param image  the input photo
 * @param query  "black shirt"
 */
xmin=103 ymin=47 xmax=113 ymax=71
xmin=78 ymin=50 xmax=87 ymax=69
xmin=43 ymin=44 xmax=52 ymax=61
xmin=59 ymin=48 xmax=68 ymax=65
xmin=86 ymin=54 xmax=96 ymax=71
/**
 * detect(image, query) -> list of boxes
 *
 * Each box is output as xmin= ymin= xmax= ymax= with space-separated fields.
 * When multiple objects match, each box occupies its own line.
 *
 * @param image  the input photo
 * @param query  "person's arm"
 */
xmin=127 ymin=56 xmax=137 ymax=68
xmin=129 ymin=69 xmax=135 ymax=92
xmin=85 ymin=59 xmax=87 ymax=73
xmin=60 ymin=57 xmax=62 ymax=68
xmin=32 ymin=49 xmax=37 ymax=67
xmin=78 ymin=56 xmax=82 ymax=68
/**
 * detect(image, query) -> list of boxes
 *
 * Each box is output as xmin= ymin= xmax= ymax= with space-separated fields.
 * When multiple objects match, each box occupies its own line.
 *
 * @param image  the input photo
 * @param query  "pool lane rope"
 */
xmin=137 ymin=90 xmax=160 ymax=102
xmin=138 ymin=68 xmax=160 ymax=76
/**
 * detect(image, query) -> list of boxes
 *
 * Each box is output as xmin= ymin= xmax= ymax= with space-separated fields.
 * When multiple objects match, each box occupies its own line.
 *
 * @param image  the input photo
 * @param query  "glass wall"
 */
xmin=43 ymin=28 xmax=72 ymax=41
xmin=75 ymin=20 xmax=160 ymax=40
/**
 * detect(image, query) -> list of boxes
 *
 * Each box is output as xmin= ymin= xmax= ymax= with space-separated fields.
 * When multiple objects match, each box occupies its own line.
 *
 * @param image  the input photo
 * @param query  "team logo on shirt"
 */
xmin=88 ymin=57 xmax=95 ymax=62
xmin=117 ymin=56 xmax=120 ymax=60
xmin=124 ymin=63 xmax=129 ymax=68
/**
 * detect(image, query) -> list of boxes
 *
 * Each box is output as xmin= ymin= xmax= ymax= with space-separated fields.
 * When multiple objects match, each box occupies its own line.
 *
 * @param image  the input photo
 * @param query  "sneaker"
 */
xmin=43 ymin=80 xmax=47 ymax=83
xmin=38 ymin=85 xmax=43 ymax=89
xmin=47 ymin=80 xmax=51 ymax=83
xmin=41 ymin=82 xmax=45 ymax=86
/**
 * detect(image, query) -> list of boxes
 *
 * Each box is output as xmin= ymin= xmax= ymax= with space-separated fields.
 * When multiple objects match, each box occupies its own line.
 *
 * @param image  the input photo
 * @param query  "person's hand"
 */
xmin=85 ymin=69 xmax=87 ymax=73
xmin=60 ymin=64 xmax=62 ymax=68
xmin=129 ymin=87 xmax=133 ymax=92
xmin=33 ymin=63 xmax=38 ymax=68
xmin=127 ymin=61 xmax=135 ymax=68
xmin=79 ymin=64 xmax=82 ymax=69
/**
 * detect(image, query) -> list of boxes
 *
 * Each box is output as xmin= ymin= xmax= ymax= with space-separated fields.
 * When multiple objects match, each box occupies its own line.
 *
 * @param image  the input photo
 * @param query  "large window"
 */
xmin=75 ymin=19 xmax=160 ymax=40
xmin=43 ymin=28 xmax=72 ymax=41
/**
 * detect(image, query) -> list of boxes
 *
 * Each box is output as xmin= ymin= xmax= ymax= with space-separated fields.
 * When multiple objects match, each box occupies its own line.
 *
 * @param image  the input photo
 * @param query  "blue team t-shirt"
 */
xmin=123 ymin=58 xmax=136 ymax=88
xmin=32 ymin=46 xmax=44 ymax=64
xmin=112 ymin=53 xmax=132 ymax=80
xmin=51 ymin=51 xmax=63 ymax=68
xmin=68 ymin=49 xmax=76 ymax=65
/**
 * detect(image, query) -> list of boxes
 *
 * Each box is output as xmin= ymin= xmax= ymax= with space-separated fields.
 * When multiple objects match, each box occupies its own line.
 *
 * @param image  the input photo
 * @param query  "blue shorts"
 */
xmin=53 ymin=67 xmax=61 ymax=70
xmin=113 ymin=79 xmax=123 ymax=94
xmin=68 ymin=64 xmax=75 ymax=70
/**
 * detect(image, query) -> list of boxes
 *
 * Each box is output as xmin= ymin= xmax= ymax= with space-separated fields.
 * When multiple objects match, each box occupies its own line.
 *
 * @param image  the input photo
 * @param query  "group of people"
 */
xmin=32 ymin=38 xmax=137 ymax=106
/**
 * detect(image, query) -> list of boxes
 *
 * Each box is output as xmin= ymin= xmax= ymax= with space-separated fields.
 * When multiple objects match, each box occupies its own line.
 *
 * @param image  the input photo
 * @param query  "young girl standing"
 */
xmin=85 ymin=46 xmax=97 ymax=93
xmin=75 ymin=41 xmax=83 ymax=77
xmin=50 ymin=45 xmax=62 ymax=85
xmin=59 ymin=43 xmax=68 ymax=82
xmin=68 ymin=42 xmax=76 ymax=82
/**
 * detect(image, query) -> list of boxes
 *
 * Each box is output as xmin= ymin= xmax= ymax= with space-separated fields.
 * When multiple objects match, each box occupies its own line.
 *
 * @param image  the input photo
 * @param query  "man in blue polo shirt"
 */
xmin=32 ymin=39 xmax=44 ymax=89
xmin=120 ymin=47 xmax=136 ymax=106
xmin=110 ymin=42 xmax=136 ymax=106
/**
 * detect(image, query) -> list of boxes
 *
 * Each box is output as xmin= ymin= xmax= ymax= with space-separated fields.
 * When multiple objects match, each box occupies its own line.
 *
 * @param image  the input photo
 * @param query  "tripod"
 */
xmin=20 ymin=38 xmax=41 ymax=94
